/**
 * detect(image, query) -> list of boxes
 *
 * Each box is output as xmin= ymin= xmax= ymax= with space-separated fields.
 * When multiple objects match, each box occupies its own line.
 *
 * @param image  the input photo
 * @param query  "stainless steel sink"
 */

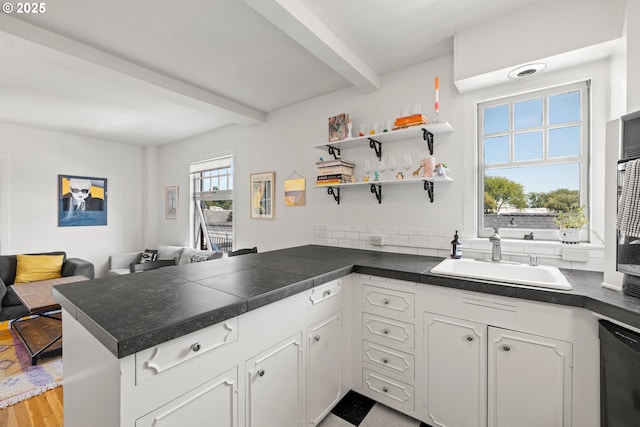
xmin=430 ymin=258 xmax=572 ymax=290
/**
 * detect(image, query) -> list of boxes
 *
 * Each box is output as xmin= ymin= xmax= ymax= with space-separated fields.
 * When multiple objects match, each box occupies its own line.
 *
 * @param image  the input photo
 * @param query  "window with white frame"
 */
xmin=478 ymin=80 xmax=590 ymax=241
xmin=190 ymin=156 xmax=233 ymax=253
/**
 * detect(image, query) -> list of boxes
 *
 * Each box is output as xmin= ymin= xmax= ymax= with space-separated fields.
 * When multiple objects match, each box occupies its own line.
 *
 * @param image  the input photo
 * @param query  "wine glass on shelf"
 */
xmin=386 ymin=154 xmax=397 ymax=179
xmin=377 ymin=157 xmax=386 ymax=181
xmin=402 ymin=152 xmax=413 ymax=174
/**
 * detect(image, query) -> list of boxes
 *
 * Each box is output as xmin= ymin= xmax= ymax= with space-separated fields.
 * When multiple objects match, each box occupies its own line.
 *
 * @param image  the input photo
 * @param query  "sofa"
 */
xmin=108 ymin=244 xmax=223 ymax=276
xmin=0 ymin=251 xmax=95 ymax=322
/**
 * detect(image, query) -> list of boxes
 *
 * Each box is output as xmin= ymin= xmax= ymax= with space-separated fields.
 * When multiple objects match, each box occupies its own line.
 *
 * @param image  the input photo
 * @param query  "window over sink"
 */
xmin=477 ymin=80 xmax=590 ymax=241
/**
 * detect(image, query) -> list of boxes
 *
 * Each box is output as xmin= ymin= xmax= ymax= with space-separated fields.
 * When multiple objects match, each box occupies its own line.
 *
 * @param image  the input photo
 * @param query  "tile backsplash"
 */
xmin=312 ymin=224 xmax=604 ymax=272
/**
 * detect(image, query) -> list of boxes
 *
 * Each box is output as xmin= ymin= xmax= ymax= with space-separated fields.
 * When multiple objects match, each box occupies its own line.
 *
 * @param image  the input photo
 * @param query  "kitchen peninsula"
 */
xmin=53 ymin=245 xmax=640 ymax=427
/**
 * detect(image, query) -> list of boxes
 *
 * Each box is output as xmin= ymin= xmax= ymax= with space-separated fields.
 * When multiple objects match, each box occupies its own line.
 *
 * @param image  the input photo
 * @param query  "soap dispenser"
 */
xmin=451 ymin=230 xmax=462 ymax=259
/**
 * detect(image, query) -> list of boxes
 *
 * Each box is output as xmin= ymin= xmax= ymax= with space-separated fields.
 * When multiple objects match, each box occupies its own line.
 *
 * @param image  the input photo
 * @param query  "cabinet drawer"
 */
xmin=362 ymin=368 xmax=415 ymax=413
xmin=309 ymin=279 xmax=342 ymax=305
xmin=136 ymin=318 xmax=238 ymax=385
xmin=363 ymin=285 xmax=414 ymax=318
xmin=362 ymin=340 xmax=415 ymax=381
xmin=362 ymin=313 xmax=415 ymax=350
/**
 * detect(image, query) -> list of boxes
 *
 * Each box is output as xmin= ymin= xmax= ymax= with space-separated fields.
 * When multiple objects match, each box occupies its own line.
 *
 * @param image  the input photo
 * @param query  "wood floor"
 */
xmin=0 ymin=387 xmax=63 ymax=427
xmin=0 ymin=321 xmax=64 ymax=426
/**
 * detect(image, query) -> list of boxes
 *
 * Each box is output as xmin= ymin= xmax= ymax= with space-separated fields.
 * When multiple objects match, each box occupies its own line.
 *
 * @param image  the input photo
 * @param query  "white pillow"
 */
xmin=157 ymin=244 xmax=185 ymax=261
xmin=179 ymin=248 xmax=220 ymax=265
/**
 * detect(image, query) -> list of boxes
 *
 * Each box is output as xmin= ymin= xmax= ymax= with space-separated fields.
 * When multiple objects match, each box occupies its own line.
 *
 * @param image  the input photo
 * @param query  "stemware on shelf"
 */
xmin=402 ymin=153 xmax=413 ymax=171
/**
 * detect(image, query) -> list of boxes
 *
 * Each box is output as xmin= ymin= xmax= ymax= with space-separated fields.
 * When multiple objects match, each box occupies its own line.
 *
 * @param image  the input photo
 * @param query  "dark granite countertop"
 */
xmin=52 ymin=245 xmax=640 ymax=359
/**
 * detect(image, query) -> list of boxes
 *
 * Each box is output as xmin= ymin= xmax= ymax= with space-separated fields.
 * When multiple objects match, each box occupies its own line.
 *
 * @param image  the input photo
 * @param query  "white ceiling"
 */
xmin=0 ymin=0 xmax=551 ymax=145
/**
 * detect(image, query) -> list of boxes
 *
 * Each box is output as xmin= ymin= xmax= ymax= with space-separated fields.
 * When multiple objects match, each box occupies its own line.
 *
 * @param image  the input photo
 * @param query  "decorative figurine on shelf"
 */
xmin=412 ymin=166 xmax=422 ymax=178
xmin=363 ymin=176 xmax=370 ymax=182
xmin=434 ymin=162 xmax=448 ymax=177
xmin=396 ymin=172 xmax=404 ymax=180
xmin=347 ymin=117 xmax=353 ymax=138
xmin=359 ymin=124 xmax=365 ymax=137
xmin=421 ymin=156 xmax=436 ymax=177
xmin=373 ymin=171 xmax=379 ymax=181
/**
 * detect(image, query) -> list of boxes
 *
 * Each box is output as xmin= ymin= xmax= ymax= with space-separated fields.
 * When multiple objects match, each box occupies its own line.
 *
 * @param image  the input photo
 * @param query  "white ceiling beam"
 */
xmin=0 ymin=14 xmax=265 ymax=126
xmin=244 ymin=0 xmax=380 ymax=92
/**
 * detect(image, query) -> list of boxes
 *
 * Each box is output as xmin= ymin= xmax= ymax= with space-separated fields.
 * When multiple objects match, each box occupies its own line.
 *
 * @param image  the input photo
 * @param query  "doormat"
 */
xmin=0 ymin=327 xmax=62 ymax=409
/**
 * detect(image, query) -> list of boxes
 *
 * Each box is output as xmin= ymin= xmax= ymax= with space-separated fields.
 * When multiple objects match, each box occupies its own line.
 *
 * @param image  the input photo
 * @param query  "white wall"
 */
xmin=454 ymin=0 xmax=625 ymax=91
xmin=157 ymin=55 xmax=465 ymax=253
xmin=158 ymin=52 xmax=618 ymax=272
xmin=0 ymin=122 xmax=144 ymax=276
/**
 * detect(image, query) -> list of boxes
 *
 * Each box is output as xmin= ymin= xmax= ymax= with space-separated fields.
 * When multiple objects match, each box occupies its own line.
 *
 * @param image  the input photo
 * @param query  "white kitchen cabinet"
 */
xmin=136 ymin=367 xmax=237 ymax=427
xmin=423 ymin=312 xmax=487 ymax=427
xmin=355 ymin=276 xmax=418 ymax=416
xmin=245 ymin=333 xmax=303 ymax=427
xmin=422 ymin=313 xmax=573 ymax=427
xmin=488 ymin=327 xmax=573 ymax=427
xmin=307 ymin=311 xmax=343 ymax=426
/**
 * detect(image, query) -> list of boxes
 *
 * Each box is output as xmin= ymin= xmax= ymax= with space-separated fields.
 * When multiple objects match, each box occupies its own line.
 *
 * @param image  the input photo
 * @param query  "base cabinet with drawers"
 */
xmin=62 ymin=278 xmax=348 ymax=427
xmin=357 ymin=277 xmax=417 ymax=415
xmin=62 ymin=273 xmax=598 ymax=427
xmin=353 ymin=274 xmax=598 ymax=427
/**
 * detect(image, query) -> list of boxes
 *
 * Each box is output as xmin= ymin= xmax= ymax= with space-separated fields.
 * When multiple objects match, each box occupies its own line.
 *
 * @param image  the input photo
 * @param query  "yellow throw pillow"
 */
xmin=14 ymin=254 xmax=64 ymax=284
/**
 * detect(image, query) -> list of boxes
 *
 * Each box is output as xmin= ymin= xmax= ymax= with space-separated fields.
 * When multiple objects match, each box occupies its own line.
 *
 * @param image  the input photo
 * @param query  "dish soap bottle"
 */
xmin=451 ymin=230 xmax=462 ymax=259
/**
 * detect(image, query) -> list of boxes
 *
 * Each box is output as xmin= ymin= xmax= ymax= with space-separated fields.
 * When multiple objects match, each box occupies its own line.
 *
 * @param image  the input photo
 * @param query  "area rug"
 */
xmin=0 ymin=327 xmax=62 ymax=409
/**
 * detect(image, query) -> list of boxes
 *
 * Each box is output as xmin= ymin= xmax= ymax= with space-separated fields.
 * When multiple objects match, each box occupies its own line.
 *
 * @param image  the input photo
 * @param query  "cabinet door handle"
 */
xmin=382 ymin=358 xmax=389 ymax=364
xmin=382 ymin=328 xmax=390 ymax=335
xmin=323 ymin=289 xmax=332 ymax=297
xmin=502 ymin=344 xmax=511 ymax=352
xmin=466 ymin=335 xmax=474 ymax=342
xmin=314 ymin=335 xmax=321 ymax=342
xmin=382 ymin=298 xmax=390 ymax=305
xmin=191 ymin=343 xmax=201 ymax=352
xmin=257 ymin=369 xmax=265 ymax=377
xmin=382 ymin=386 xmax=389 ymax=393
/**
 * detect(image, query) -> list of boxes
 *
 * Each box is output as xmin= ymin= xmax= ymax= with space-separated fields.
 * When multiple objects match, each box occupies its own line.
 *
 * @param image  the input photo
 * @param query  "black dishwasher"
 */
xmin=599 ymin=319 xmax=640 ymax=426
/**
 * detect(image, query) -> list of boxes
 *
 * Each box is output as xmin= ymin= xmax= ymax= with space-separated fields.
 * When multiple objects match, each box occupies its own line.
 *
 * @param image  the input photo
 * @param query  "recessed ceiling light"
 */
xmin=508 ymin=63 xmax=547 ymax=79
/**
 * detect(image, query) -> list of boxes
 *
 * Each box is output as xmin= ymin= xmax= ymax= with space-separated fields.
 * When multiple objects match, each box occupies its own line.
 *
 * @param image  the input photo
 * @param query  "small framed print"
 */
xmin=165 ymin=186 xmax=178 ymax=219
xmin=250 ymin=172 xmax=274 ymax=219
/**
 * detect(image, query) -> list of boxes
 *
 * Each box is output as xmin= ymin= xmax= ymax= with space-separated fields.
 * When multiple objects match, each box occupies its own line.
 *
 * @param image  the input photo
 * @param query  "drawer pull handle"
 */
xmin=382 ymin=358 xmax=389 ymax=364
xmin=466 ymin=335 xmax=474 ymax=342
xmin=258 ymin=369 xmax=265 ymax=377
xmin=191 ymin=343 xmax=201 ymax=352
xmin=382 ymin=298 xmax=390 ymax=305
xmin=382 ymin=386 xmax=389 ymax=393
xmin=314 ymin=335 xmax=321 ymax=342
xmin=502 ymin=344 xmax=511 ymax=352
xmin=382 ymin=328 xmax=390 ymax=335
xmin=323 ymin=289 xmax=332 ymax=297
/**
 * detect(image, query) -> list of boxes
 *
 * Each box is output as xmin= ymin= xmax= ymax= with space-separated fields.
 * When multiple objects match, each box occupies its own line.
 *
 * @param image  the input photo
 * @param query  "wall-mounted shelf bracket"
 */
xmin=370 ymin=184 xmax=382 ymax=204
xmin=422 ymin=129 xmax=434 ymax=155
xmin=327 ymin=186 xmax=340 ymax=204
xmin=368 ymin=138 xmax=382 ymax=160
xmin=423 ymin=180 xmax=434 ymax=203
xmin=326 ymin=146 xmax=341 ymax=160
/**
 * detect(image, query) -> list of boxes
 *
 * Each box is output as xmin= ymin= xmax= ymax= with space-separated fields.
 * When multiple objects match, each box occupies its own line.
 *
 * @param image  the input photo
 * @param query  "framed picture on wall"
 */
xmin=58 ymin=174 xmax=107 ymax=227
xmin=250 ymin=171 xmax=275 ymax=219
xmin=165 ymin=186 xmax=178 ymax=219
